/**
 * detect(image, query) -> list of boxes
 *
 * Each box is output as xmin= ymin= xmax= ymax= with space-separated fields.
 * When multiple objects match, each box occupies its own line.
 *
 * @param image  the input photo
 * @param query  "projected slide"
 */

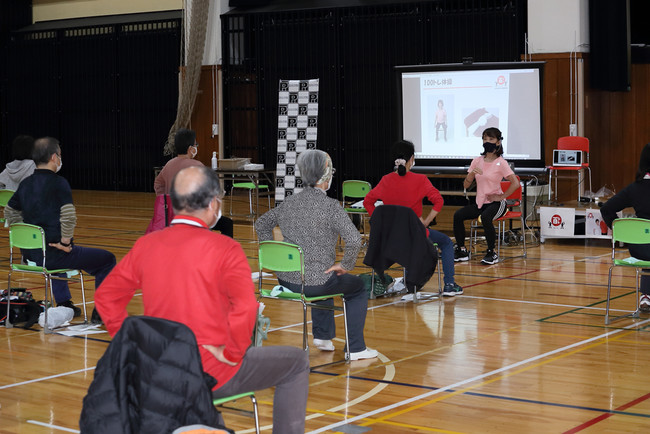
xmin=399 ymin=66 xmax=542 ymax=164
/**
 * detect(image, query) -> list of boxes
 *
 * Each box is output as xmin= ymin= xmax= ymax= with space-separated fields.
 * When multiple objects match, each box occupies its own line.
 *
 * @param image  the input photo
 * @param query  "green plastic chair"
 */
xmin=605 ymin=218 xmax=650 ymax=325
xmin=0 ymin=189 xmax=15 ymax=226
xmin=229 ymin=182 xmax=270 ymax=216
xmin=342 ymin=180 xmax=371 ymax=225
xmin=213 ymin=391 xmax=259 ymax=434
xmin=257 ymin=240 xmax=350 ymax=362
xmin=6 ymin=223 xmax=87 ymax=331
xmin=342 ymin=180 xmax=371 ymax=214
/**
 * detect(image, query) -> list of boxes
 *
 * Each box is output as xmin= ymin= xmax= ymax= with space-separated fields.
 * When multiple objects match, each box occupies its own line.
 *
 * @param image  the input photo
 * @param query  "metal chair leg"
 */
xmin=302 ymin=301 xmax=308 ymax=351
xmin=44 ymin=274 xmax=52 ymax=334
xmin=606 ymin=266 xmax=613 ymax=325
xmin=5 ymin=273 xmax=13 ymax=329
xmin=342 ymin=299 xmax=350 ymax=361
xmin=250 ymin=394 xmax=261 ymax=434
xmin=79 ymin=272 xmax=87 ymax=324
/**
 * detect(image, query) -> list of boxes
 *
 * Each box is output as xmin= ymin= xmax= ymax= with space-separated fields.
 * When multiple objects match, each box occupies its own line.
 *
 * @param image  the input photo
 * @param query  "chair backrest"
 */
xmin=9 ymin=223 xmax=46 ymax=251
xmin=558 ymin=136 xmax=589 ymax=153
xmin=258 ymin=241 xmax=304 ymax=274
xmin=342 ymin=180 xmax=371 ymax=201
xmin=500 ymin=175 xmax=522 ymax=197
xmin=0 ymin=189 xmax=15 ymax=207
xmin=611 ymin=218 xmax=650 ymax=245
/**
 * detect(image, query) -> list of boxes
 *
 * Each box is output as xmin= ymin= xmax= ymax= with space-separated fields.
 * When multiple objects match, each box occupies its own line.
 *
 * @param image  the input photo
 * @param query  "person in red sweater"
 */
xmin=95 ymin=166 xmax=309 ymax=434
xmin=363 ymin=140 xmax=462 ymax=296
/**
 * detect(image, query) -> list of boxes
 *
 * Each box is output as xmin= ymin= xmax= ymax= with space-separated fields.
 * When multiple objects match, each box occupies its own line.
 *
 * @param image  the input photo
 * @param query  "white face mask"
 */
xmin=56 ymin=155 xmax=63 ymax=173
xmin=190 ymin=146 xmax=198 ymax=159
xmin=210 ymin=199 xmax=222 ymax=229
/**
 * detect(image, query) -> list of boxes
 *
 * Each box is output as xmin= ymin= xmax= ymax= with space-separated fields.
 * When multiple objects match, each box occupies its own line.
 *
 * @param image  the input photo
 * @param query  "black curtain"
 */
xmin=221 ymin=0 xmax=527 ymax=199
xmin=1 ymin=14 xmax=181 ymax=191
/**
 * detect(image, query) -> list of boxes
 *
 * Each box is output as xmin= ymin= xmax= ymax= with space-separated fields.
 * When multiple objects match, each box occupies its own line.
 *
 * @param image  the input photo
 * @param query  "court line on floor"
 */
xmin=0 ymin=366 xmax=96 ymax=390
xmin=563 ymin=392 xmax=650 ymax=433
xmin=310 ymin=370 xmax=650 ymax=420
xmin=26 ymin=420 xmax=79 ymax=433
xmin=267 ymin=293 xmax=634 ymax=334
xmin=306 ymin=318 xmax=650 ymax=433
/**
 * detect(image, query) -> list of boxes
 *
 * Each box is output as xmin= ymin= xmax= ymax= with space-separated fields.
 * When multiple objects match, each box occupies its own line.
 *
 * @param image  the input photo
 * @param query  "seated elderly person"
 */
xmin=255 ymin=149 xmax=378 ymax=361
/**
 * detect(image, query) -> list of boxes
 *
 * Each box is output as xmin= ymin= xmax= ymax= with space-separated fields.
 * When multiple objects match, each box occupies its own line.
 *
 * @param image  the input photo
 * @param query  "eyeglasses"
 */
xmin=193 ymin=143 xmax=199 ymax=148
xmin=332 ymin=168 xmax=336 ymax=175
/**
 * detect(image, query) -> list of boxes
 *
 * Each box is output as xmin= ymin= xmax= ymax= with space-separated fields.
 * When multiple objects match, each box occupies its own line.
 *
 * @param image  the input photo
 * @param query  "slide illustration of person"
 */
xmin=435 ymin=99 xmax=447 ymax=141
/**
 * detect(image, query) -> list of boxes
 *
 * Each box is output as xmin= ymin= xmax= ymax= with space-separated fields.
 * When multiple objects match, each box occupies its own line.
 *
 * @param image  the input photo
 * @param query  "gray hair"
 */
xmin=170 ymin=166 xmax=223 ymax=212
xmin=297 ymin=149 xmax=329 ymax=187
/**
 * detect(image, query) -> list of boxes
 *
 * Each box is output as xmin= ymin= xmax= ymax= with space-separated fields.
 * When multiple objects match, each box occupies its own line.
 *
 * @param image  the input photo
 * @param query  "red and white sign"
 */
xmin=540 ymin=207 xmax=575 ymax=237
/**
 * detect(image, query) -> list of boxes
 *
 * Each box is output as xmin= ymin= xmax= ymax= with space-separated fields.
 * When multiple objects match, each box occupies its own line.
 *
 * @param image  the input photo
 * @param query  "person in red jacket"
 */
xmin=95 ymin=166 xmax=309 ymax=434
xmin=363 ymin=140 xmax=462 ymax=296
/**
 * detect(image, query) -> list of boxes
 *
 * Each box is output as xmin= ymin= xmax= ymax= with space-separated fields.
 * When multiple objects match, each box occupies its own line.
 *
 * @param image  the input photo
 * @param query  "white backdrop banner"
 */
xmin=275 ymin=79 xmax=319 ymax=204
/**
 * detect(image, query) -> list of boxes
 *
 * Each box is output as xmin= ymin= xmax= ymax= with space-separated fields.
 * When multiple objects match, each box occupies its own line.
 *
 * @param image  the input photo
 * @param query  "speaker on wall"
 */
xmin=589 ymin=0 xmax=630 ymax=91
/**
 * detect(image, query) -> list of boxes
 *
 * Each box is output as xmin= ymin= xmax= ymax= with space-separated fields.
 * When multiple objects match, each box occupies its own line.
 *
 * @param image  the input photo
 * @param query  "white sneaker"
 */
xmin=349 ymin=347 xmax=378 ymax=361
xmin=640 ymin=294 xmax=650 ymax=312
xmin=313 ymin=338 xmax=335 ymax=351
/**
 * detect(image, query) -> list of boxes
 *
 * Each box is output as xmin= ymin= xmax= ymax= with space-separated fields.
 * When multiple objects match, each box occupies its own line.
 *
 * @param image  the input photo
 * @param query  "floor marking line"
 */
xmin=562 ymin=392 xmax=650 ymax=433
xmin=27 ymin=420 xmax=80 ymax=433
xmin=361 ymin=326 xmax=645 ymax=428
xmin=359 ymin=328 xmax=640 ymax=427
xmin=306 ymin=318 xmax=650 ymax=434
xmin=0 ymin=366 xmax=96 ymax=390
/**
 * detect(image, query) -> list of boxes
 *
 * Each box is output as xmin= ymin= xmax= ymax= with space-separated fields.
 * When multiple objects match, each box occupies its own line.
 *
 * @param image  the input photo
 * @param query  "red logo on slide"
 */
xmin=497 ymin=75 xmax=506 ymax=85
xmin=551 ymin=214 xmax=562 ymax=227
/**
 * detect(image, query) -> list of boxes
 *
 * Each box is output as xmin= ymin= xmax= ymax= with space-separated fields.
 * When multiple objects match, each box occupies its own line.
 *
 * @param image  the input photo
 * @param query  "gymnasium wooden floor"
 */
xmin=2 ymin=190 xmax=650 ymax=433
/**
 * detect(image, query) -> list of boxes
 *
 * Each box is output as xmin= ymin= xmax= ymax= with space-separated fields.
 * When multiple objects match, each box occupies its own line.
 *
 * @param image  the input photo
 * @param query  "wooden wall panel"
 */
xmin=190 ymin=65 xmax=221 ymax=165
xmin=529 ymin=54 xmax=650 ymax=199
xmin=585 ymin=63 xmax=650 ymax=193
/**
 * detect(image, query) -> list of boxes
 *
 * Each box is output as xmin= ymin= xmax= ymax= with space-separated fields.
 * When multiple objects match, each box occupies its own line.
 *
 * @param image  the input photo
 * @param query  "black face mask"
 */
xmin=483 ymin=142 xmax=498 ymax=153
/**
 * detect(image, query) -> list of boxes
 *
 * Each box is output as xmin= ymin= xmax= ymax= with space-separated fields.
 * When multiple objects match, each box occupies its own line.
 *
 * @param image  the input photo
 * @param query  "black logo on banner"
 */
xmin=287 ymin=141 xmax=296 ymax=151
xmin=297 ymin=130 xmax=306 ymax=140
xmin=309 ymin=93 xmax=318 ymax=103
xmin=278 ymin=130 xmax=286 ymax=139
xmin=285 ymin=189 xmax=294 ymax=196
xmin=277 ymin=153 xmax=286 ymax=163
xmin=279 ymin=81 xmax=289 ymax=91
xmin=287 ymin=166 xmax=295 ymax=176
xmin=295 ymin=178 xmax=303 ymax=188
xmin=308 ymin=117 xmax=317 ymax=127
xmin=276 ymin=177 xmax=285 ymax=187
xmin=279 ymin=105 xmax=287 ymax=115
xmin=307 ymin=142 xmax=317 ymax=149
xmin=289 ymin=94 xmax=298 ymax=103
xmin=299 ymin=81 xmax=309 ymax=91
xmin=288 ymin=118 xmax=297 ymax=127
xmin=298 ymin=106 xmax=307 ymax=115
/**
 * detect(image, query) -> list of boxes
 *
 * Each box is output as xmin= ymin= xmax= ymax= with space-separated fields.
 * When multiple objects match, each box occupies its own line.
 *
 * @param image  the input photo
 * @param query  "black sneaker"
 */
xmin=58 ymin=300 xmax=82 ymax=317
xmin=481 ymin=249 xmax=499 ymax=265
xmin=442 ymin=283 xmax=464 ymax=296
xmin=454 ymin=245 xmax=469 ymax=262
xmin=90 ymin=308 xmax=103 ymax=325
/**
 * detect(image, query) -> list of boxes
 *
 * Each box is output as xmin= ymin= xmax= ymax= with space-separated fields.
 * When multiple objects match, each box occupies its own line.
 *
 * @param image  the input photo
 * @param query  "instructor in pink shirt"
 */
xmin=453 ymin=127 xmax=518 ymax=265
